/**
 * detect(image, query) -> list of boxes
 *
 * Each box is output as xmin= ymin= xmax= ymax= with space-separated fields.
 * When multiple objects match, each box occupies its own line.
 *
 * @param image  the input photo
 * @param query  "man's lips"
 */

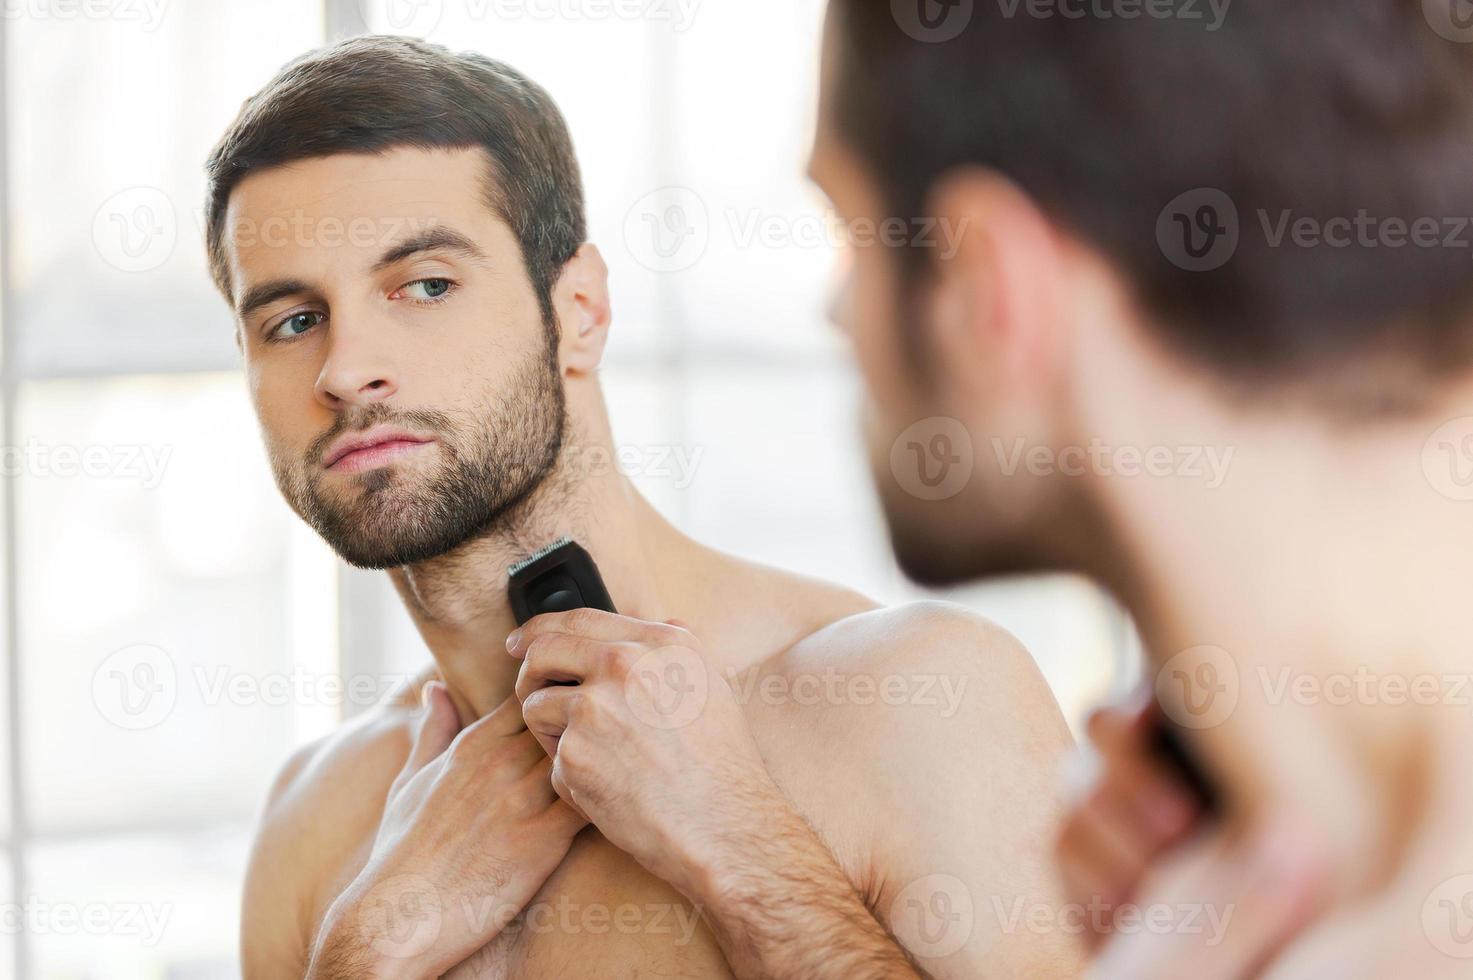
xmin=321 ymin=425 xmax=437 ymax=473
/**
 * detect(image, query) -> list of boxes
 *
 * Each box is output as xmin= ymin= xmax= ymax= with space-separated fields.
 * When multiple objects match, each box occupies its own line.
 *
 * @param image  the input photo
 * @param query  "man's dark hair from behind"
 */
xmin=831 ymin=1 xmax=1473 ymax=412
xmin=204 ymin=34 xmax=586 ymax=333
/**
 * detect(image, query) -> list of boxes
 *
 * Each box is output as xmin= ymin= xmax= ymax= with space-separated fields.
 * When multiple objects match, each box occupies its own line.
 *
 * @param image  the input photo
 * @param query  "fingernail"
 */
xmin=506 ymin=629 xmax=522 ymax=653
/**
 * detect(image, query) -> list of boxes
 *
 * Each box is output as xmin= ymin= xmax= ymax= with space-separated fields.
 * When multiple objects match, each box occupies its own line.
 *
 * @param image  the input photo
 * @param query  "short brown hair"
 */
xmin=832 ymin=1 xmax=1473 ymax=409
xmin=204 ymin=34 xmax=586 ymax=326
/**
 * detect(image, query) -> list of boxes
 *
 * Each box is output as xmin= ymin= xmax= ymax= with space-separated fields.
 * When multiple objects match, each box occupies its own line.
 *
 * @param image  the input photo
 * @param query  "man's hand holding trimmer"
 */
xmin=1058 ymin=695 xmax=1332 ymax=978
xmin=508 ymin=610 xmax=777 ymax=894
xmin=1056 ymin=697 xmax=1206 ymax=950
xmin=509 ymin=608 xmax=925 ymax=980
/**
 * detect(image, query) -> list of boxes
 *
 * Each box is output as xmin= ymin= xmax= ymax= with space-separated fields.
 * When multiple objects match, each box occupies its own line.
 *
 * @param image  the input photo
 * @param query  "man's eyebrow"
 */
xmin=236 ymin=278 xmax=314 ymax=321
xmin=233 ymin=228 xmax=488 ymax=320
xmin=372 ymin=227 xmax=488 ymax=272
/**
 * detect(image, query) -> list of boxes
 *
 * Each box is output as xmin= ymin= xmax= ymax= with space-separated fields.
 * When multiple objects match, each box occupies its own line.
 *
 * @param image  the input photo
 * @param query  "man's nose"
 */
xmin=313 ymin=318 xmax=400 ymax=409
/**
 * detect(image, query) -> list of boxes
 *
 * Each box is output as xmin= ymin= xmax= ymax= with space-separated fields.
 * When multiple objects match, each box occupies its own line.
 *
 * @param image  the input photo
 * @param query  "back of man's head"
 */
xmin=830 ymin=0 xmax=1473 ymax=412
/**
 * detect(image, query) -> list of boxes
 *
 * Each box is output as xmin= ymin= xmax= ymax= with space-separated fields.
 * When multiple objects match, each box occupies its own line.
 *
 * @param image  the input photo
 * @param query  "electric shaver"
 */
xmin=507 ymin=537 xmax=617 ymax=625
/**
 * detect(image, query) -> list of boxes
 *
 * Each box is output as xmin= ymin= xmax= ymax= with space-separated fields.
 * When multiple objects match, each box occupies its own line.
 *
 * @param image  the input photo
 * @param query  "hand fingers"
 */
xmin=1086 ymin=703 xmax=1142 ymax=748
xmin=1090 ymin=817 xmax=1329 ymax=980
xmin=403 ymin=681 xmax=461 ymax=775
xmin=1088 ymin=704 xmax=1201 ymax=844
xmin=1057 ymin=794 xmax=1156 ymax=946
xmin=1059 ymin=703 xmax=1205 ymax=950
xmin=444 ymin=695 xmax=534 ymax=762
xmin=515 ymin=632 xmax=614 ymax=702
xmin=447 ymin=695 xmax=542 ymax=766
xmin=548 ymin=754 xmax=589 ymax=822
xmin=508 ymin=608 xmax=682 ymax=657
xmin=521 ymin=685 xmax=580 ymax=743
xmin=459 ymin=694 xmax=531 ymax=741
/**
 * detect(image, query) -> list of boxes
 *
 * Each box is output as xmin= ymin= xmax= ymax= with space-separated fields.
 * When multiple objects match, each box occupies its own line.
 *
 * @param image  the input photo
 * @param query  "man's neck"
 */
xmin=1073 ymin=333 xmax=1473 ymax=896
xmin=386 ymin=445 xmax=685 ymax=723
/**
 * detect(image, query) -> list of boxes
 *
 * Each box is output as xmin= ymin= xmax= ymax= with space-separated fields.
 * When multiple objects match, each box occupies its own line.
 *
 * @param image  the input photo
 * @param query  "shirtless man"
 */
xmin=206 ymin=35 xmax=1079 ymax=979
xmin=809 ymin=1 xmax=1473 ymax=976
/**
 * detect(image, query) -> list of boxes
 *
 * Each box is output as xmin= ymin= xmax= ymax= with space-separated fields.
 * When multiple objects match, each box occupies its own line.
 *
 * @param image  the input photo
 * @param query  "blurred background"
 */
xmin=0 ymin=0 xmax=1139 ymax=975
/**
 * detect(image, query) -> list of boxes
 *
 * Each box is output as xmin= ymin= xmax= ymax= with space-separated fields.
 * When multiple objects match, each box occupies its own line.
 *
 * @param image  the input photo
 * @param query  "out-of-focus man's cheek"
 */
xmin=826 ymin=247 xmax=856 ymax=340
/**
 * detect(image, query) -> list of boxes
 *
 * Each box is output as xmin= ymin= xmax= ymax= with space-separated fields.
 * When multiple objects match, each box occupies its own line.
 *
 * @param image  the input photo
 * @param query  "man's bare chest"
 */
xmin=442 ymin=829 xmax=734 ymax=978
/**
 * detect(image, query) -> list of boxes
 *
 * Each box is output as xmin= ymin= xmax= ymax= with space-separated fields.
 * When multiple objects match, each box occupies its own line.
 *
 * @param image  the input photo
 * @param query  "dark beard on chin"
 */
xmin=273 ymin=348 xmax=567 ymax=570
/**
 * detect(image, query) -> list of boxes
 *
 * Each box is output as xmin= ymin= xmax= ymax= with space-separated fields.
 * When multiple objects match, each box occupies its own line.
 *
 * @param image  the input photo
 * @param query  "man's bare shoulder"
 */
xmin=691 ymin=548 xmax=880 ymax=657
xmin=755 ymin=599 xmax=1067 ymax=729
xmin=261 ymin=663 xmax=438 ymax=822
xmin=742 ymin=599 xmax=1074 ymax=836
xmin=240 ymin=664 xmax=439 ymax=975
xmin=745 ymin=601 xmax=1081 ymax=975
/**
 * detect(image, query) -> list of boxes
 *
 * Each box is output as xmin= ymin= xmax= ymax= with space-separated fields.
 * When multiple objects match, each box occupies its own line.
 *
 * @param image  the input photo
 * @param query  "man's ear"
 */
xmin=552 ymin=243 xmax=612 ymax=377
xmin=921 ymin=169 xmax=1065 ymax=403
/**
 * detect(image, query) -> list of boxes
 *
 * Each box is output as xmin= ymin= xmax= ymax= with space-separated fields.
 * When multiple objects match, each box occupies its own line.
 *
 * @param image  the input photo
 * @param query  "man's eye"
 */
xmin=400 ymin=278 xmax=454 ymax=302
xmin=269 ymin=311 xmax=325 ymax=342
